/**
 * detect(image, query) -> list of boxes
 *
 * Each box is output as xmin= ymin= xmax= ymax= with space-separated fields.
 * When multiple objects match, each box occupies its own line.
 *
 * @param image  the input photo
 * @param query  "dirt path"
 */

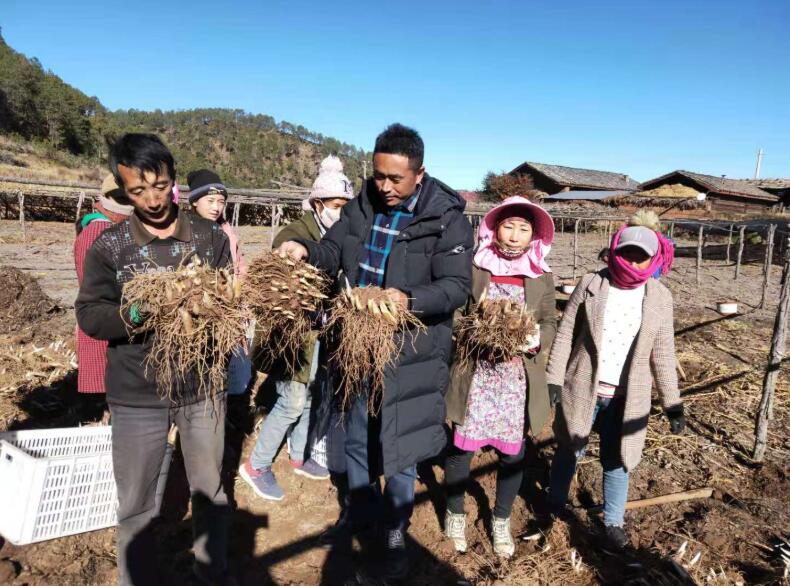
xmin=0 ymin=219 xmax=787 ymax=585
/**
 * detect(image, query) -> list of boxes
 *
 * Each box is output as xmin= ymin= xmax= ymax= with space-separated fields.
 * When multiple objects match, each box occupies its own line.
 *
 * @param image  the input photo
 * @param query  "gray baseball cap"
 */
xmin=615 ymin=226 xmax=658 ymax=256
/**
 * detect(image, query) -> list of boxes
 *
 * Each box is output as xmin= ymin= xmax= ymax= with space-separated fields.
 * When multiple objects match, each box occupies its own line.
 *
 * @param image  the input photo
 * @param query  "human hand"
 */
xmin=547 ymin=384 xmax=562 ymax=406
xmin=276 ymin=241 xmax=308 ymax=261
xmin=383 ymin=288 xmax=409 ymax=311
xmin=518 ymin=325 xmax=541 ymax=355
xmin=129 ymin=302 xmax=151 ymax=327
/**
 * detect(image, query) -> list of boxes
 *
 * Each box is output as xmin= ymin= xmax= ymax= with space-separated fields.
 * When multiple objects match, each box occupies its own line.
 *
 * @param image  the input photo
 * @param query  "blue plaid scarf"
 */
xmin=357 ymin=188 xmax=421 ymax=287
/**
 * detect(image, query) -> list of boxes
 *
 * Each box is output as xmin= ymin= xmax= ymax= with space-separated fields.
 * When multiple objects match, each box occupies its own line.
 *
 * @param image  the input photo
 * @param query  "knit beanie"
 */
xmin=187 ymin=169 xmax=227 ymax=204
xmin=303 ymin=156 xmax=354 ymax=211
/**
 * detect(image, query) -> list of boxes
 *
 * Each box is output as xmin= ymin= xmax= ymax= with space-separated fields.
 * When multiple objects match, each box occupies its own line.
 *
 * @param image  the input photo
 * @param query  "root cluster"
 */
xmin=455 ymin=289 xmax=537 ymax=366
xmin=121 ymin=257 xmax=246 ymax=403
xmin=243 ymin=254 xmax=329 ymax=371
xmin=323 ymin=287 xmax=424 ymax=414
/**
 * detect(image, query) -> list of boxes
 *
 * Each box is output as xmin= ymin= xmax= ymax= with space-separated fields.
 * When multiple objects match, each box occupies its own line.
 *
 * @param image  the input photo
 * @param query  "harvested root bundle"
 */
xmin=121 ymin=257 xmax=246 ymax=403
xmin=323 ymin=286 xmax=425 ymax=414
xmin=243 ymin=254 xmax=330 ymax=370
xmin=454 ymin=288 xmax=538 ymax=366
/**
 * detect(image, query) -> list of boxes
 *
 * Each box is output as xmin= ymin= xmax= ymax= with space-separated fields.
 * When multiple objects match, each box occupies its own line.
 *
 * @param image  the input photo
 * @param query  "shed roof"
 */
xmin=512 ymin=162 xmax=640 ymax=191
xmin=640 ymin=170 xmax=778 ymax=202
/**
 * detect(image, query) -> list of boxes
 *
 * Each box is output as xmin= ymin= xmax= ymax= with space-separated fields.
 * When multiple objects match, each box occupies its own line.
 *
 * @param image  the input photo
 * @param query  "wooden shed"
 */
xmin=639 ymin=171 xmax=778 ymax=214
xmin=510 ymin=162 xmax=639 ymax=195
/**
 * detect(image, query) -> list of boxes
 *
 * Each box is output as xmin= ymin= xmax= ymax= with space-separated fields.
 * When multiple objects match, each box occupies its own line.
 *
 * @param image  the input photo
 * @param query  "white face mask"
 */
xmin=317 ymin=204 xmax=342 ymax=228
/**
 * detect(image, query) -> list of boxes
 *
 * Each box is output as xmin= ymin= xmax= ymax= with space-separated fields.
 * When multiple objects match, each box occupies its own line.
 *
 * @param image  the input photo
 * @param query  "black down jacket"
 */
xmin=297 ymin=175 xmax=474 ymax=476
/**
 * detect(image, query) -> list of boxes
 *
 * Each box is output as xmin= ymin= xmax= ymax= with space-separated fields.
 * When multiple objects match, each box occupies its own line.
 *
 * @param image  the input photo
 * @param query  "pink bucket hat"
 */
xmin=479 ymin=196 xmax=555 ymax=245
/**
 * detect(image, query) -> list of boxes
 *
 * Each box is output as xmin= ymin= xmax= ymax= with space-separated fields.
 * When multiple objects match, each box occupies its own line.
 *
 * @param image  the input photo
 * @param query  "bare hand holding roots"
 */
xmin=323 ymin=286 xmax=425 ymax=414
xmin=454 ymin=286 xmax=538 ymax=366
xmin=121 ymin=257 xmax=247 ymax=404
xmin=243 ymin=254 xmax=329 ymax=371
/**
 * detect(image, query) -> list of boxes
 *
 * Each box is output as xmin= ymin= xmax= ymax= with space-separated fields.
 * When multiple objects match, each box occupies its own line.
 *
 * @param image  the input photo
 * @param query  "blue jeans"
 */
xmin=548 ymin=395 xmax=630 ymax=527
xmin=227 ymin=345 xmax=252 ymax=396
xmin=345 ymin=393 xmax=417 ymax=532
xmin=249 ymin=342 xmax=319 ymax=468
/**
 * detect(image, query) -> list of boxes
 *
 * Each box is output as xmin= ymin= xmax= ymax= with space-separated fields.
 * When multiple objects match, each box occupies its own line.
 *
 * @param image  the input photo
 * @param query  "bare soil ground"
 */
xmin=0 ymin=220 xmax=787 ymax=585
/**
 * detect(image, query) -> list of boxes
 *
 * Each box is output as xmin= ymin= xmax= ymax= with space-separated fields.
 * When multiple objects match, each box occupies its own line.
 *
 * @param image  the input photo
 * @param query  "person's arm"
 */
xmin=651 ymin=294 xmax=681 ymax=410
xmin=406 ymin=211 xmax=474 ymax=318
xmin=294 ymin=209 xmax=350 ymax=276
xmin=210 ymin=226 xmax=232 ymax=270
xmin=74 ymin=222 xmax=106 ymax=284
xmin=75 ymin=246 xmax=129 ymax=341
xmin=538 ymin=273 xmax=557 ymax=353
xmin=546 ymin=273 xmax=591 ymax=387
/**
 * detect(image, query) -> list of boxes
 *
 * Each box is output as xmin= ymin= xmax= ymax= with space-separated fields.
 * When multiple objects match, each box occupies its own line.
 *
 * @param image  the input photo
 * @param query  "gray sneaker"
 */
xmin=492 ymin=516 xmax=515 ymax=558
xmin=292 ymin=458 xmax=330 ymax=480
xmin=444 ymin=511 xmax=467 ymax=553
xmin=239 ymin=461 xmax=284 ymax=501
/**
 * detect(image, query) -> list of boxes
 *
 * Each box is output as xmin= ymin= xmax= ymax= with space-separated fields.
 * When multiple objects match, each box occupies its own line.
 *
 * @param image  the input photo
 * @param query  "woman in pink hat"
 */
xmin=443 ymin=196 xmax=557 ymax=558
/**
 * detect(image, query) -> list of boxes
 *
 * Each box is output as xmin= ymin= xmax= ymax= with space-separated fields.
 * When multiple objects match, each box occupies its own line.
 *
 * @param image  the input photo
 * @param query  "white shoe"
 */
xmin=444 ymin=511 xmax=467 ymax=553
xmin=492 ymin=516 xmax=515 ymax=558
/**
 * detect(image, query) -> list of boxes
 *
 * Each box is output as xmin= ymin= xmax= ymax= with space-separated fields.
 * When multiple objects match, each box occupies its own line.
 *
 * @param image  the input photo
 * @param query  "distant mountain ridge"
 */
xmin=0 ymin=31 xmax=370 ymax=188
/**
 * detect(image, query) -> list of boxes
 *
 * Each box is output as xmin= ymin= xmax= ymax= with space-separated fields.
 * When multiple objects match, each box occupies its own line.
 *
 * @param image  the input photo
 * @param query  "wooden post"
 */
xmin=573 ymin=219 xmax=580 ymax=280
xmin=726 ymin=224 xmax=734 ymax=264
xmin=696 ymin=225 xmax=703 ymax=285
xmin=753 ymin=233 xmax=790 ymax=462
xmin=76 ymin=191 xmax=85 ymax=222
xmin=17 ymin=191 xmax=25 ymax=242
xmin=760 ymin=224 xmax=777 ymax=309
xmin=560 ymin=218 xmax=564 ymax=234
xmin=669 ymin=222 xmax=675 ymax=239
xmin=269 ymin=201 xmax=276 ymax=241
xmin=232 ymin=202 xmax=240 ymax=227
xmin=735 ymin=226 xmax=746 ymax=279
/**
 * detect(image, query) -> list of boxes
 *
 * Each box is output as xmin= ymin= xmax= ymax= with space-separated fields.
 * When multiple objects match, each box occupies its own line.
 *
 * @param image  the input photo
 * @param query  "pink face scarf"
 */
xmin=607 ymin=225 xmax=675 ymax=289
xmin=473 ymin=196 xmax=554 ymax=278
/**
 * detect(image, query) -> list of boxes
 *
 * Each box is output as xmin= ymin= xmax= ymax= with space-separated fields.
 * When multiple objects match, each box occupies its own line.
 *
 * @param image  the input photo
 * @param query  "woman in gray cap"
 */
xmin=545 ymin=211 xmax=685 ymax=552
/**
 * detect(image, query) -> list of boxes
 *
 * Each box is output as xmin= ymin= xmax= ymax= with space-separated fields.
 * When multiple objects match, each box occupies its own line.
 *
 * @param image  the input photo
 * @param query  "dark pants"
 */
xmin=110 ymin=398 xmax=229 ymax=586
xmin=345 ymin=395 xmax=417 ymax=532
xmin=444 ymin=442 xmax=527 ymax=519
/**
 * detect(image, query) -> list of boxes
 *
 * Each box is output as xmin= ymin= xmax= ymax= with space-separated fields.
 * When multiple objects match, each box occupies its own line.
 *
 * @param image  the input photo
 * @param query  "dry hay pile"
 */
xmin=609 ymin=184 xmax=705 ymax=209
xmin=455 ymin=290 xmax=538 ymax=366
xmin=323 ymin=286 xmax=424 ymax=413
xmin=0 ymin=338 xmax=77 ymax=429
xmin=243 ymin=254 xmax=330 ymax=371
xmin=504 ymin=520 xmax=595 ymax=585
xmin=121 ymin=257 xmax=246 ymax=403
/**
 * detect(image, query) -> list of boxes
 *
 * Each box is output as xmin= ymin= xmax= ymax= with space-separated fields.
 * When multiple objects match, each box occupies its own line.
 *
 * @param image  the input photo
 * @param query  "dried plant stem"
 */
xmin=323 ymin=286 xmax=425 ymax=414
xmin=121 ymin=257 xmax=246 ymax=405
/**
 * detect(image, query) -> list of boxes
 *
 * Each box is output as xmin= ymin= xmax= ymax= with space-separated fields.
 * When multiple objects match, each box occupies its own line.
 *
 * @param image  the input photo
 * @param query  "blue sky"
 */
xmin=3 ymin=0 xmax=789 ymax=189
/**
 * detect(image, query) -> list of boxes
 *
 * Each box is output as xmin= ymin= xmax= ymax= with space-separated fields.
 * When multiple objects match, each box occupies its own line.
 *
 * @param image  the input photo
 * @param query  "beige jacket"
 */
xmin=547 ymin=270 xmax=680 ymax=470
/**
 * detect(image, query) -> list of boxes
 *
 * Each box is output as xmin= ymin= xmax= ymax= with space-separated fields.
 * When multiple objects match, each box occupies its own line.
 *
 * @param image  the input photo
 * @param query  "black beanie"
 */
xmin=187 ymin=169 xmax=227 ymax=203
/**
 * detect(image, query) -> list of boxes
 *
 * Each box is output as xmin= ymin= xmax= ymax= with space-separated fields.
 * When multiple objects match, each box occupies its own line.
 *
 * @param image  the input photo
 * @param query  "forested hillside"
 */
xmin=0 ymin=31 xmax=370 ymax=188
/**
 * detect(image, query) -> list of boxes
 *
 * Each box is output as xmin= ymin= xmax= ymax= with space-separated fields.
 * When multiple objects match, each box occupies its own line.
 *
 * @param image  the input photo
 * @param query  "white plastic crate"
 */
xmin=0 ymin=426 xmax=117 ymax=545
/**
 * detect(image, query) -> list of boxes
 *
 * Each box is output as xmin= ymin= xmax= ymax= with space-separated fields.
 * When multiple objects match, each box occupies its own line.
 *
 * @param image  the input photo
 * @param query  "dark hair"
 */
xmin=373 ymin=123 xmax=424 ymax=170
xmin=108 ymin=133 xmax=175 ymax=188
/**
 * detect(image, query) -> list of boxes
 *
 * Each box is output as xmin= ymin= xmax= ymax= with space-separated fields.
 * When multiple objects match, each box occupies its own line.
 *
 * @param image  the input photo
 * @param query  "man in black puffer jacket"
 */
xmin=278 ymin=123 xmax=473 ymax=580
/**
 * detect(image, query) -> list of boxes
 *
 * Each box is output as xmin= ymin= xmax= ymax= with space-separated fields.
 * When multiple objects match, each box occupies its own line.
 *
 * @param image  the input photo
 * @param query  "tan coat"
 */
xmin=446 ymin=267 xmax=557 ymax=436
xmin=546 ymin=270 xmax=680 ymax=471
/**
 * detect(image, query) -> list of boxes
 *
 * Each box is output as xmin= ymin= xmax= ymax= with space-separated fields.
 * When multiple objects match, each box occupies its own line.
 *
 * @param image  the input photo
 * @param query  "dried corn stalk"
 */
xmin=323 ymin=286 xmax=425 ymax=414
xmin=243 ymin=254 xmax=329 ymax=371
xmin=121 ymin=257 xmax=247 ymax=404
xmin=455 ymin=287 xmax=538 ymax=366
